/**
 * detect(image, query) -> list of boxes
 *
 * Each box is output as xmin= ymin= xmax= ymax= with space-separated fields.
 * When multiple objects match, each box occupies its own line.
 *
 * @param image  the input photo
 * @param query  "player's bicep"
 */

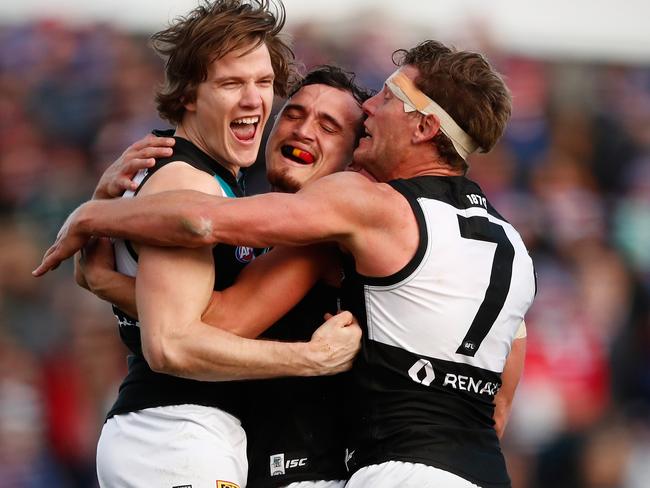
xmin=137 ymin=244 xmax=215 ymax=368
xmin=133 ymin=160 xmax=223 ymax=366
xmin=205 ymin=244 xmax=338 ymax=338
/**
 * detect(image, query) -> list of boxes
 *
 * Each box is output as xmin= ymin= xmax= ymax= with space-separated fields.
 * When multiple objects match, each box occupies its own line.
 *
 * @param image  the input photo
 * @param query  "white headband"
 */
xmin=385 ymin=70 xmax=482 ymax=160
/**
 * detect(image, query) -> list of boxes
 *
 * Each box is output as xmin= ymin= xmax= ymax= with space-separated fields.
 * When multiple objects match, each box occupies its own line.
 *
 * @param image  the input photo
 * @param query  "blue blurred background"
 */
xmin=0 ymin=1 xmax=649 ymax=487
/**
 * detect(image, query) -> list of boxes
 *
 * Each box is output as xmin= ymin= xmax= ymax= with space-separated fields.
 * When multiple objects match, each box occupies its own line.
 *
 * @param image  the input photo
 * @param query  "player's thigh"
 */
xmin=345 ymin=461 xmax=481 ymax=488
xmin=97 ymin=404 xmax=247 ymax=488
xmin=281 ymin=481 xmax=346 ymax=488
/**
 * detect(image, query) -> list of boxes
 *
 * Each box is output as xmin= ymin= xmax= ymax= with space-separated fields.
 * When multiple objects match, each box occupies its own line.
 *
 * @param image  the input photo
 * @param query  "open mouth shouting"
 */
xmin=281 ymin=145 xmax=316 ymax=164
xmin=230 ymin=116 xmax=261 ymax=143
xmin=361 ymin=124 xmax=372 ymax=142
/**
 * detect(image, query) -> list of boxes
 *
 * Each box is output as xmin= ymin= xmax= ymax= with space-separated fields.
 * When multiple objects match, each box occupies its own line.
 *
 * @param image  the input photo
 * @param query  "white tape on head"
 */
xmin=385 ymin=70 xmax=481 ymax=160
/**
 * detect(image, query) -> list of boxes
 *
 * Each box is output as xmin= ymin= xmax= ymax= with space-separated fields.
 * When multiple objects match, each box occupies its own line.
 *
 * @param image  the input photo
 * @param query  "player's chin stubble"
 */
xmin=266 ymin=167 xmax=302 ymax=194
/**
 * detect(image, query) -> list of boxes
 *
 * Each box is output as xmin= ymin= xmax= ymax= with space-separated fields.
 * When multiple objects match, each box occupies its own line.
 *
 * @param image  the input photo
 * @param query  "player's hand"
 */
xmin=306 ymin=311 xmax=361 ymax=375
xmin=75 ymin=237 xmax=115 ymax=293
xmin=32 ymin=205 xmax=92 ymax=277
xmin=93 ymin=134 xmax=175 ymax=199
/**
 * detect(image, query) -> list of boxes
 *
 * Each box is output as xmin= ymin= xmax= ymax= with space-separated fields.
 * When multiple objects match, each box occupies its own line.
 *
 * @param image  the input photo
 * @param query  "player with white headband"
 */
xmin=385 ymin=68 xmax=482 ymax=160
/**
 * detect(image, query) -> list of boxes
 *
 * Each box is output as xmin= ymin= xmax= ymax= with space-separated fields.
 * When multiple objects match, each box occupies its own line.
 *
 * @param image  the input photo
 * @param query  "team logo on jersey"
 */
xmin=270 ymin=453 xmax=285 ymax=476
xmin=443 ymin=373 xmax=501 ymax=397
xmin=408 ymin=358 xmax=436 ymax=386
xmin=216 ymin=482 xmax=239 ymax=488
xmin=235 ymin=246 xmax=255 ymax=263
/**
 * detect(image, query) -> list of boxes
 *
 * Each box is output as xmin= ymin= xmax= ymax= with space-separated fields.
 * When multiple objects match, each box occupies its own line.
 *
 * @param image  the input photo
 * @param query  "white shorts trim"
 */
xmin=345 ymin=460 xmax=482 ymax=488
xmin=282 ymin=481 xmax=346 ymax=488
xmin=97 ymin=404 xmax=247 ymax=488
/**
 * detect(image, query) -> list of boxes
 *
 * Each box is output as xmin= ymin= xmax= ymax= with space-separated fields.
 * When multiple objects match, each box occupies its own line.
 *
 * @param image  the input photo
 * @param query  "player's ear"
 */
xmin=412 ymin=113 xmax=440 ymax=144
xmin=183 ymin=93 xmax=197 ymax=113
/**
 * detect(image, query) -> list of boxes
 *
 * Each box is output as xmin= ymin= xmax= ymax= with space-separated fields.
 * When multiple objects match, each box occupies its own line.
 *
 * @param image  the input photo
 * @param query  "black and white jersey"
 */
xmin=243 ymin=282 xmax=348 ymax=487
xmin=107 ymin=131 xmax=255 ymax=420
xmin=341 ymin=176 xmax=536 ymax=488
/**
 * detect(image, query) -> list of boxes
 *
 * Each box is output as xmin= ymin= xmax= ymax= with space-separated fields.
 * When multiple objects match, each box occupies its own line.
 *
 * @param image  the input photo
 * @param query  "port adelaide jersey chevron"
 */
xmin=108 ymin=132 xmax=254 ymax=420
xmin=341 ymin=175 xmax=536 ymax=488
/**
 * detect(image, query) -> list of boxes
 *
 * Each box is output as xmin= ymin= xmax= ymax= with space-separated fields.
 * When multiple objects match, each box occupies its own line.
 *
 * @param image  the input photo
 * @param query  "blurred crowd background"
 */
xmin=1 ymin=6 xmax=649 ymax=488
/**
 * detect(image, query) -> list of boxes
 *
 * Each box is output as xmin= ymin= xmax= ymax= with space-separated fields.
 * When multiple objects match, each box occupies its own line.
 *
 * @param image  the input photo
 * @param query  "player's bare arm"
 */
xmin=76 ymin=237 xmax=140 ymax=318
xmin=93 ymin=134 xmax=175 ymax=199
xmin=79 ymin=237 xmax=341 ymax=339
xmin=76 ymin=138 xmax=345 ymax=339
xmin=204 ymin=244 xmax=341 ymax=338
xmin=131 ymin=162 xmax=360 ymax=381
xmin=494 ymin=332 xmax=527 ymax=439
xmin=34 ymin=171 xmax=417 ymax=278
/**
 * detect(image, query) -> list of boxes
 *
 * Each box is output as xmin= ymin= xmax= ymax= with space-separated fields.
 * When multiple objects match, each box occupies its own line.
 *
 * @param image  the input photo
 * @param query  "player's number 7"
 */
xmin=456 ymin=215 xmax=514 ymax=357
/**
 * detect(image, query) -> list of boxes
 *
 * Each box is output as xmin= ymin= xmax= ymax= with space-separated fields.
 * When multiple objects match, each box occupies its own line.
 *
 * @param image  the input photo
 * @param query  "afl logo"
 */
xmin=235 ymin=246 xmax=255 ymax=263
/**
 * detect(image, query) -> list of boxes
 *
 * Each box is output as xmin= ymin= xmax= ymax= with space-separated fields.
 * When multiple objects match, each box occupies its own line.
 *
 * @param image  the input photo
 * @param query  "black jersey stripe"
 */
xmin=391 ymin=175 xmax=509 ymax=222
xmin=356 ymin=179 xmax=429 ymax=287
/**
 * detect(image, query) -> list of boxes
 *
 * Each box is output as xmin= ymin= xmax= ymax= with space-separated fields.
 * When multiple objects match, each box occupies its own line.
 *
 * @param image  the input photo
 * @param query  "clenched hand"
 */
xmin=305 ymin=311 xmax=362 ymax=376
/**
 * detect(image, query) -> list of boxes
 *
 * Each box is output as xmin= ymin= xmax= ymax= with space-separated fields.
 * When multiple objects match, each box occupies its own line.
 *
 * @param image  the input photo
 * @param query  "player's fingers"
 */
xmin=129 ymin=134 xmax=159 ymax=151
xmin=110 ymin=175 xmax=140 ymax=193
xmin=32 ymin=249 xmax=59 ymax=276
xmin=94 ymin=237 xmax=115 ymax=262
xmin=135 ymin=146 xmax=173 ymax=161
xmin=125 ymin=157 xmax=157 ymax=173
xmin=131 ymin=135 xmax=176 ymax=151
xmin=96 ymin=236 xmax=113 ymax=251
xmin=322 ymin=311 xmax=352 ymax=328
xmin=333 ymin=310 xmax=354 ymax=326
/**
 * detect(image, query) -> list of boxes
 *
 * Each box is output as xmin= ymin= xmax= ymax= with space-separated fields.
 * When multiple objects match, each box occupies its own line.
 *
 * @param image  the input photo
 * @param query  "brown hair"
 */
xmin=393 ymin=41 xmax=511 ymax=172
xmin=152 ymin=0 xmax=296 ymax=125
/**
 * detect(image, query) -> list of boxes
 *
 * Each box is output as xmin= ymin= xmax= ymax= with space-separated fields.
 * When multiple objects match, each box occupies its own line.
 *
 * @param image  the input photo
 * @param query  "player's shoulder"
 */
xmin=303 ymin=170 xmax=393 ymax=199
xmin=139 ymin=160 xmax=222 ymax=196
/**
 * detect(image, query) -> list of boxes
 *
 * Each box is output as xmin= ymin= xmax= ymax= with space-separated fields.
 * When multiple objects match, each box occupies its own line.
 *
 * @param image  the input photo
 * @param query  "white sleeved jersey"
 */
xmin=341 ymin=175 xmax=536 ymax=488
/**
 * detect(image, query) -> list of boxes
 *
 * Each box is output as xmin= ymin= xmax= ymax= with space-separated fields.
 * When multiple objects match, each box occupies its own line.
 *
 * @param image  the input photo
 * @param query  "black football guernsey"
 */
xmin=340 ymin=176 xmax=536 ymax=488
xmin=243 ymin=281 xmax=349 ymax=487
xmin=107 ymin=131 xmax=255 ymax=420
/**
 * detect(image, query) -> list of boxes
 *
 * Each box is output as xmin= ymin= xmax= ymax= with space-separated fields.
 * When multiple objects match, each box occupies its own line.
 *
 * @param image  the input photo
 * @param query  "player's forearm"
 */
xmin=91 ymin=272 xmax=138 ymax=318
xmin=74 ymin=251 xmax=139 ymax=317
xmin=75 ymin=196 xmax=210 ymax=248
xmin=203 ymin=245 xmax=336 ymax=339
xmin=145 ymin=319 xmax=326 ymax=381
xmin=494 ymin=336 xmax=526 ymax=438
xmin=195 ymin=192 xmax=345 ymax=249
xmin=79 ymin=189 xmax=341 ymax=250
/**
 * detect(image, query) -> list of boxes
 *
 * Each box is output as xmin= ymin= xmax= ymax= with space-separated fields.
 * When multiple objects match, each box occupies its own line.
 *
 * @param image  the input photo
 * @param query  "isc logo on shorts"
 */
xmin=270 ymin=453 xmax=308 ymax=476
xmin=216 ymin=481 xmax=239 ymax=488
xmin=235 ymin=246 xmax=255 ymax=263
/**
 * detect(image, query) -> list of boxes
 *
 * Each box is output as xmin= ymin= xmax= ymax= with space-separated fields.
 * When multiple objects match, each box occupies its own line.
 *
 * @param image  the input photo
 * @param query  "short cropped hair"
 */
xmin=394 ymin=41 xmax=512 ymax=172
xmin=288 ymin=65 xmax=373 ymax=143
xmin=152 ymin=0 xmax=296 ymax=125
